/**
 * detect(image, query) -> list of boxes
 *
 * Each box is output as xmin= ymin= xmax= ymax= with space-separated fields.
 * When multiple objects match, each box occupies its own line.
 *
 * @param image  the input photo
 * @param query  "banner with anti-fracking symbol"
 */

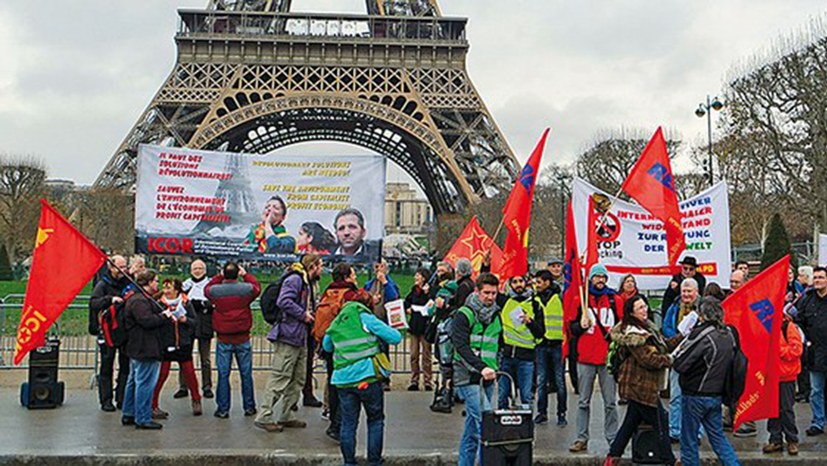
xmin=572 ymin=177 xmax=731 ymax=290
xmin=135 ymin=144 xmax=386 ymax=263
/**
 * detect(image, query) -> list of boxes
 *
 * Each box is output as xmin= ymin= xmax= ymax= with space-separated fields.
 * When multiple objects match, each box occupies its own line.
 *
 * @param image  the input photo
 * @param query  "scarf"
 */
xmin=252 ymin=223 xmax=288 ymax=253
xmin=465 ymin=293 xmax=499 ymax=325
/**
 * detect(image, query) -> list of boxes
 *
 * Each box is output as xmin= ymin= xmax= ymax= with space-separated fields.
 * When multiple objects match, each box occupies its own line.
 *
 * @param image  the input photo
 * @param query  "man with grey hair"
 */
xmin=673 ymin=297 xmax=740 ymax=466
xmin=663 ymin=277 xmax=700 ymax=441
xmin=454 ymin=258 xmax=475 ymax=308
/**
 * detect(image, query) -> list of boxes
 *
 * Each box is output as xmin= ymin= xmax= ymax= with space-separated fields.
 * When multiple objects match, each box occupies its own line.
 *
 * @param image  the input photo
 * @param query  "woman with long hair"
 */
xmin=297 ymin=221 xmax=337 ymax=255
xmin=151 ymin=278 xmax=202 ymax=418
xmin=619 ymin=274 xmax=639 ymax=300
xmin=604 ymin=295 xmax=679 ymax=466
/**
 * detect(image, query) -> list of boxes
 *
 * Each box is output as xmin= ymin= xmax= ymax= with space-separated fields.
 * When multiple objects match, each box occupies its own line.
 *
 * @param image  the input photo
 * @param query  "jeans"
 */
xmin=498 ymin=356 xmax=534 ymax=409
xmin=323 ymin=350 xmax=341 ymax=432
xmin=669 ymin=369 xmax=681 ymax=438
xmin=339 ymin=381 xmax=385 ymax=466
xmin=576 ymin=363 xmax=618 ymax=444
xmin=681 ymin=395 xmax=740 ymax=466
xmin=768 ymin=381 xmax=798 ymax=444
xmin=536 ymin=342 xmax=566 ymax=417
xmin=98 ymin=343 xmax=129 ymax=407
xmin=456 ymin=382 xmax=494 ymax=466
xmin=215 ymin=339 xmax=255 ymax=413
xmin=811 ymin=370 xmax=826 ymax=429
xmin=609 ymin=399 xmax=674 ymax=464
xmin=256 ymin=341 xmax=306 ymax=424
xmin=121 ymin=358 xmax=161 ymax=426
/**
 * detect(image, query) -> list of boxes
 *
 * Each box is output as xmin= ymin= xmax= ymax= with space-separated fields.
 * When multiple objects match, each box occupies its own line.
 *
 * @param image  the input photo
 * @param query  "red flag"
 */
xmin=620 ymin=127 xmax=686 ymax=265
xmin=562 ymin=202 xmax=582 ymax=359
xmin=499 ymin=128 xmax=550 ymax=278
xmin=722 ymin=255 xmax=789 ymax=430
xmin=443 ymin=216 xmax=503 ymax=279
xmin=14 ymin=200 xmax=107 ymax=365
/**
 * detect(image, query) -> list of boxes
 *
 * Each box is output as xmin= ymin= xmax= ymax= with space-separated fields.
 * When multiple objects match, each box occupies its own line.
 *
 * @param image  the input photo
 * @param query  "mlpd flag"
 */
xmin=499 ymin=128 xmax=550 ymax=278
xmin=13 ymin=200 xmax=108 ymax=365
xmin=722 ymin=254 xmax=789 ymax=429
xmin=443 ymin=216 xmax=503 ymax=279
xmin=620 ymin=127 xmax=686 ymax=265
xmin=562 ymin=202 xmax=583 ymax=358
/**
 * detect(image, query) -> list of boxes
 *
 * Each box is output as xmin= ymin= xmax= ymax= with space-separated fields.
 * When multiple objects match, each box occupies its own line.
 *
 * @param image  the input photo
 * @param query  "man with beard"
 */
xmin=88 ymin=254 xmax=130 ymax=412
xmin=177 ymin=259 xmax=214 ymax=399
xmin=255 ymin=254 xmax=324 ymax=432
xmin=496 ymin=274 xmax=544 ymax=409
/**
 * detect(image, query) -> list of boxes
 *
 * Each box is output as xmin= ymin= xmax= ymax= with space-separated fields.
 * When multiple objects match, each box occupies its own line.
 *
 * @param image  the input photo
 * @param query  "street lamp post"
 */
xmin=695 ymin=95 xmax=724 ymax=186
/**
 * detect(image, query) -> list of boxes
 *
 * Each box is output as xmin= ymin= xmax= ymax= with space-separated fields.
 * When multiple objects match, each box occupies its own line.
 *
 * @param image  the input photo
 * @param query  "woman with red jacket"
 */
xmin=152 ymin=278 xmax=202 ymax=418
xmin=763 ymin=311 xmax=803 ymax=455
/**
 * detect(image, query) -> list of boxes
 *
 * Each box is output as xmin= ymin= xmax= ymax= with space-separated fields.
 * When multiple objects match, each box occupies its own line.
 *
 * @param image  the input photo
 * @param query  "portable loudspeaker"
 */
xmin=20 ymin=338 xmax=64 ymax=409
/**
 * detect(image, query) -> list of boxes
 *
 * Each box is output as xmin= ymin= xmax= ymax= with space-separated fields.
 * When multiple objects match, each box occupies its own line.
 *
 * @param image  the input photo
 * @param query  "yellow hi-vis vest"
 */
xmin=536 ymin=294 xmax=564 ymax=341
xmin=501 ymin=298 xmax=536 ymax=349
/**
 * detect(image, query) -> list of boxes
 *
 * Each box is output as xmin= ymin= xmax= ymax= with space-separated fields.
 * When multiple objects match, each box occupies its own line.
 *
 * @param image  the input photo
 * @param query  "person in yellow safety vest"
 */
xmin=322 ymin=300 xmax=402 ymax=466
xmin=496 ymin=274 xmax=545 ymax=409
xmin=533 ymin=269 xmax=567 ymax=427
xmin=452 ymin=272 xmax=502 ymax=466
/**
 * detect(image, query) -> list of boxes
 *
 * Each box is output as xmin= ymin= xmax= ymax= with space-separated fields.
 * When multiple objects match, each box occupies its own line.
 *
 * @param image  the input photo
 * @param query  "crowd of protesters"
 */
xmin=88 ymin=251 xmax=826 ymax=466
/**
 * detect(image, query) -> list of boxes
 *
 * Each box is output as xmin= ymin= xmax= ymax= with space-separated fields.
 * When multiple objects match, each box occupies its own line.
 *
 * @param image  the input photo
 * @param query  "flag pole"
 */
xmin=579 ymin=185 xmax=623 ymax=327
xmin=105 ymin=258 xmax=167 ymax=312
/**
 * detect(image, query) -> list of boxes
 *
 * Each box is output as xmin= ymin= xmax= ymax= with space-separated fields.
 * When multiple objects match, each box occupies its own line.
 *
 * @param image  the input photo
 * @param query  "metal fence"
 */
xmin=0 ymin=294 xmax=420 ymax=381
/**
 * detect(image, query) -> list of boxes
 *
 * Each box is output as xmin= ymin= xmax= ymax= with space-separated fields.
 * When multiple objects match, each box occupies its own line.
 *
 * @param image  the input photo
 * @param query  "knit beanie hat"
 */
xmin=589 ymin=264 xmax=609 ymax=280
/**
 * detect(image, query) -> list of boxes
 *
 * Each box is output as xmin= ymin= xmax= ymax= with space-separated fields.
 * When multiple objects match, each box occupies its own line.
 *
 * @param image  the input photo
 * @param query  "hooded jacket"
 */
xmin=780 ymin=316 xmax=803 ymax=382
xmin=672 ymin=321 xmax=735 ymax=396
xmin=269 ymin=263 xmax=314 ymax=347
xmin=610 ymin=320 xmax=676 ymax=407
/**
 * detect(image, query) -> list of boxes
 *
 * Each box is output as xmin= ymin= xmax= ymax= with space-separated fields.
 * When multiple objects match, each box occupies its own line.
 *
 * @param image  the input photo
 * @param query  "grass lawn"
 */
xmin=1 ymin=273 xmax=417 ymax=337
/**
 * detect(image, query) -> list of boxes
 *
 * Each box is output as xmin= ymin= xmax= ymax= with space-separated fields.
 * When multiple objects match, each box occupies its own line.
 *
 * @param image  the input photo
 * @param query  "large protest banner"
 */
xmin=572 ymin=178 xmax=731 ymax=290
xmin=136 ymin=145 xmax=386 ymax=263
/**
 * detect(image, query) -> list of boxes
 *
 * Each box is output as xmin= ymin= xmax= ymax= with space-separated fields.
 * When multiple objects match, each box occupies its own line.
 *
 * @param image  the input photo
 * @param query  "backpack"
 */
xmin=99 ymin=289 xmax=134 ymax=348
xmin=722 ymin=328 xmax=749 ymax=409
xmin=260 ymin=270 xmax=301 ymax=325
xmin=606 ymin=339 xmax=628 ymax=380
xmin=436 ymin=315 xmax=455 ymax=366
xmin=312 ymin=287 xmax=350 ymax=343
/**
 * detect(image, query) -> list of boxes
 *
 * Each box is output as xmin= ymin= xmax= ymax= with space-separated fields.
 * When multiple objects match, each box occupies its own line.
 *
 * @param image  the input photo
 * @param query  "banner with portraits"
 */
xmin=572 ymin=177 xmax=731 ymax=290
xmin=135 ymin=144 xmax=386 ymax=263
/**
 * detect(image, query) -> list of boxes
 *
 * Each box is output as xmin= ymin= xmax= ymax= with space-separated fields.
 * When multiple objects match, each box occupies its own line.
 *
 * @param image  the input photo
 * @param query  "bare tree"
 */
xmin=575 ymin=127 xmax=681 ymax=195
xmin=74 ymin=189 xmax=135 ymax=255
xmin=720 ymin=23 xmax=827 ymax=233
xmin=0 ymin=156 xmax=47 ymax=264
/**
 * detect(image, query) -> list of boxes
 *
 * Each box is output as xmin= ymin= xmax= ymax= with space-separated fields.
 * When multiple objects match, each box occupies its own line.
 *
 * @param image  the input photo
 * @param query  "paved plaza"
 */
xmin=1 ymin=386 xmax=825 ymax=465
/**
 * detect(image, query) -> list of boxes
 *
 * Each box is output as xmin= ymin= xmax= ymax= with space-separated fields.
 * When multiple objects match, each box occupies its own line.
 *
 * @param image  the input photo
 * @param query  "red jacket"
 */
xmin=570 ymin=291 xmax=623 ymax=365
xmin=780 ymin=317 xmax=803 ymax=383
xmin=205 ymin=273 xmax=261 ymax=344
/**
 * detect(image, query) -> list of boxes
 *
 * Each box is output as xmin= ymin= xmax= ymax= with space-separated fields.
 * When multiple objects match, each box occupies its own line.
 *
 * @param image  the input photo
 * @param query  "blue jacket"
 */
xmin=662 ymin=299 xmax=699 ymax=339
xmin=322 ymin=312 xmax=401 ymax=386
xmin=364 ymin=275 xmax=400 ymax=302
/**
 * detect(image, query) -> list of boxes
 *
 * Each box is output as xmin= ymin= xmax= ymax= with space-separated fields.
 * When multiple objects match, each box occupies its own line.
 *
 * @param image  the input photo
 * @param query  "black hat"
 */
xmin=680 ymin=256 xmax=698 ymax=267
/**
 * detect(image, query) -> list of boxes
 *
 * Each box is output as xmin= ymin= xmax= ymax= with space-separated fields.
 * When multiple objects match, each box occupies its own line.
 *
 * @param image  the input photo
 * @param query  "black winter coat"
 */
xmin=159 ymin=298 xmax=198 ymax=362
xmin=88 ymin=269 xmax=128 ymax=336
xmin=672 ymin=321 xmax=734 ymax=396
xmin=124 ymin=293 xmax=168 ymax=361
xmin=795 ymin=289 xmax=827 ymax=372
xmin=404 ymin=285 xmax=431 ymax=336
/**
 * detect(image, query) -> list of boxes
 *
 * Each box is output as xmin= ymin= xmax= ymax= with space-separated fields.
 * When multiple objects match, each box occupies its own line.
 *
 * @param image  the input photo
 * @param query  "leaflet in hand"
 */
xmin=509 ymin=308 xmax=526 ymax=328
xmin=384 ymin=299 xmax=408 ymax=330
xmin=677 ymin=311 xmax=698 ymax=336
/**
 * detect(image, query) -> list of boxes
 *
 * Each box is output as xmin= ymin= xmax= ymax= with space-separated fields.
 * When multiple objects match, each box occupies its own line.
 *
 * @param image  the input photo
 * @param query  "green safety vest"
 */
xmin=327 ymin=301 xmax=380 ymax=370
xmin=453 ymin=306 xmax=501 ymax=370
xmin=501 ymin=298 xmax=537 ymax=349
xmin=536 ymin=294 xmax=564 ymax=341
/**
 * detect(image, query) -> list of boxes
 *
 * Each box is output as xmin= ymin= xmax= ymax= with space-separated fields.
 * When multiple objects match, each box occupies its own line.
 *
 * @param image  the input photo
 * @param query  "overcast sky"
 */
xmin=0 ymin=0 xmax=825 ymax=192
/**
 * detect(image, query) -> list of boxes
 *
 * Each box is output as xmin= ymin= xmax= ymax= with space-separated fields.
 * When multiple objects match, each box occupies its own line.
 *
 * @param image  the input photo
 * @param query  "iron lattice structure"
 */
xmin=95 ymin=0 xmax=519 ymax=214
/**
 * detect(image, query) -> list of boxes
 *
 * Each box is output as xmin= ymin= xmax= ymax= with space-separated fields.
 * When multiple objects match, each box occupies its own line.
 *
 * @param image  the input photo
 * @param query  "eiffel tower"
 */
xmin=95 ymin=0 xmax=519 ymax=215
